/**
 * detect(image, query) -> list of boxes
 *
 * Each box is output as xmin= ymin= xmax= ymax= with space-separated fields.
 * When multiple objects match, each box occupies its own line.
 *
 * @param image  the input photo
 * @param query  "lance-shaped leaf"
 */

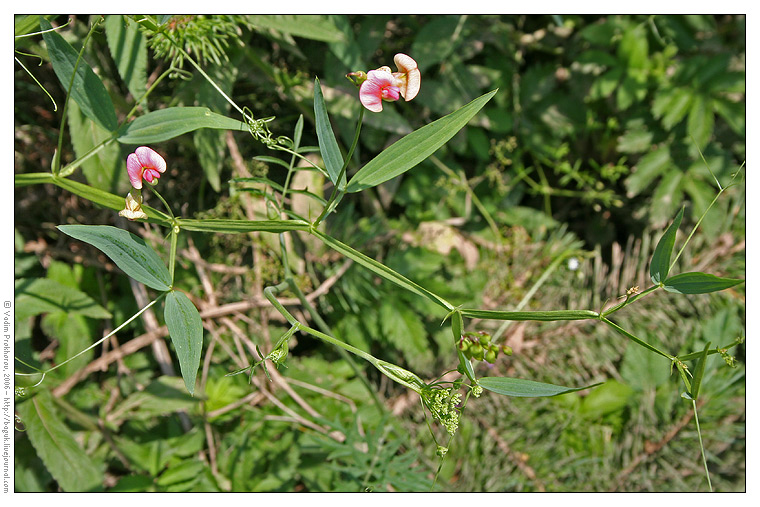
xmin=346 ymin=89 xmax=497 ymax=192
xmin=40 ymin=17 xmax=117 ymax=132
xmin=662 ymin=272 xmax=744 ymax=294
xmin=16 ymin=390 xmax=104 ymax=491
xmin=650 ymin=207 xmax=684 ymax=284
xmin=15 ymin=173 xmax=170 ymax=224
xmin=314 ymin=78 xmax=345 ymax=187
xmin=118 ymin=107 xmax=249 ymax=144
xmin=104 ymin=15 xmax=147 ymax=106
xmin=478 ymin=377 xmax=602 ymax=398
xmin=58 ymin=225 xmax=171 ymax=291
xmin=164 ymin=291 xmax=204 ymax=395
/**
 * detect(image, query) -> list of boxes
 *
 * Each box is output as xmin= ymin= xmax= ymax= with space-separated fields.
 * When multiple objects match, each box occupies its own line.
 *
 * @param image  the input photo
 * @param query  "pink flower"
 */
xmin=360 ymin=69 xmax=401 ymax=113
xmin=355 ymin=53 xmax=421 ymax=112
xmin=126 ymin=146 xmax=166 ymax=189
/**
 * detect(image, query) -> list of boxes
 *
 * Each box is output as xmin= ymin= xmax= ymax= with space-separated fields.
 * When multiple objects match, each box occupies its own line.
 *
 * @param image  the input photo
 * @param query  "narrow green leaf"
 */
xmin=460 ymin=309 xmax=599 ymax=321
xmin=164 ymin=291 xmax=204 ymax=395
xmin=690 ymin=342 xmax=711 ymax=400
xmin=312 ymin=229 xmax=452 ymax=311
xmin=118 ymin=107 xmax=248 ymax=144
xmin=479 ymin=377 xmax=602 ymax=398
xmin=104 ymin=15 xmax=147 ymax=103
xmin=16 ymin=173 xmax=171 ymax=224
xmin=57 ymin=225 xmax=171 ymax=291
xmin=314 ymin=77 xmax=345 ymax=187
xmin=16 ymin=390 xmax=104 ymax=491
xmin=40 ymin=17 xmax=117 ymax=132
xmin=14 ymin=278 xmax=111 ymax=321
xmin=650 ymin=206 xmax=684 ymax=284
xmin=662 ymin=272 xmax=744 ymax=294
xmin=346 ymin=89 xmax=498 ymax=193
xmin=177 ymin=218 xmax=310 ymax=234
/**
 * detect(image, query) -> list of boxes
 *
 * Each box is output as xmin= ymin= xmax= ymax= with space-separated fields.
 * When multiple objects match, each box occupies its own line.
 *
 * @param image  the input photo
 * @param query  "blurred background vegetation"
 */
xmin=14 ymin=14 xmax=744 ymax=492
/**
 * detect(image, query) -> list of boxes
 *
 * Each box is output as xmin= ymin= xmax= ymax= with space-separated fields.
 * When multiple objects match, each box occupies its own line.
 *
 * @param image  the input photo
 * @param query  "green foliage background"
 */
xmin=14 ymin=14 xmax=744 ymax=492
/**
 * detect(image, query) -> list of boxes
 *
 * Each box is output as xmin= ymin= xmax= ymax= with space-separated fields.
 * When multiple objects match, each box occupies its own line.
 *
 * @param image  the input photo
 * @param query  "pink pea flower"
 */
xmin=354 ymin=53 xmax=421 ymax=112
xmin=360 ymin=69 xmax=401 ymax=113
xmin=126 ymin=146 xmax=166 ymax=189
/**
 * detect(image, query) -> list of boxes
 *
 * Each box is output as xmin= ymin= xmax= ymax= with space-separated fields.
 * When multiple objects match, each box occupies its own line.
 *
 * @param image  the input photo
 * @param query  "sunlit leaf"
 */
xmin=479 ymin=377 xmax=602 ymax=397
xmin=164 ymin=291 xmax=203 ymax=395
xmin=650 ymin=206 xmax=684 ymax=284
xmin=314 ymin=77 xmax=345 ymax=187
xmin=118 ymin=107 xmax=248 ymax=144
xmin=346 ymin=89 xmax=498 ymax=193
xmin=662 ymin=272 xmax=744 ymax=294
xmin=40 ymin=17 xmax=117 ymax=132
xmin=58 ymin=225 xmax=171 ymax=291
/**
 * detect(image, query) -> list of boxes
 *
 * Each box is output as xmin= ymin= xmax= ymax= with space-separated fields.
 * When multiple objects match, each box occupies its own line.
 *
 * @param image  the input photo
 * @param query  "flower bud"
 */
xmin=502 ymin=345 xmax=513 ymax=356
xmin=485 ymin=348 xmax=497 ymax=364
xmin=478 ymin=333 xmax=491 ymax=347
xmin=346 ymin=71 xmax=367 ymax=86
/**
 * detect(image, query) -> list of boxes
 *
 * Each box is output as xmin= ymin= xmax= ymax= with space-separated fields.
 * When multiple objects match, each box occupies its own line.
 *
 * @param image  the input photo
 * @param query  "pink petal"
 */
xmin=360 ymin=80 xmax=384 ymax=112
xmin=126 ymin=153 xmax=144 ymax=189
xmin=367 ymin=69 xmax=394 ymax=87
xmin=135 ymin=146 xmax=166 ymax=174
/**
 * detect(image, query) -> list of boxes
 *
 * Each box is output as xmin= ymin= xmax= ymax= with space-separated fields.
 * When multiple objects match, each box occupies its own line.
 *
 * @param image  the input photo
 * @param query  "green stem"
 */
xmin=146 ymin=186 xmax=175 ymax=220
xmin=263 ymin=282 xmax=424 ymax=393
xmin=670 ymin=161 xmax=743 ymax=273
xmin=492 ymin=248 xmax=576 ymax=342
xmin=169 ymin=223 xmax=179 ymax=285
xmin=692 ymin=400 xmax=713 ymax=492
xmin=276 ymin=233 xmax=386 ymax=412
xmin=601 ymin=316 xmax=674 ymax=361
xmin=286 ymin=276 xmax=386 ymax=413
